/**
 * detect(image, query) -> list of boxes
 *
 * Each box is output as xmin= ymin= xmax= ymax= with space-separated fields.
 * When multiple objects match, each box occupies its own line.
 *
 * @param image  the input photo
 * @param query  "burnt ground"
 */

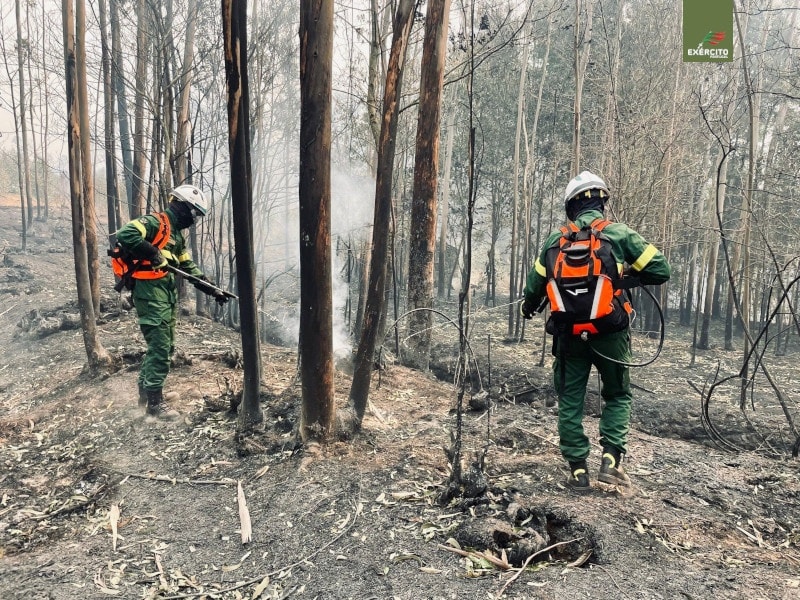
xmin=0 ymin=198 xmax=799 ymax=600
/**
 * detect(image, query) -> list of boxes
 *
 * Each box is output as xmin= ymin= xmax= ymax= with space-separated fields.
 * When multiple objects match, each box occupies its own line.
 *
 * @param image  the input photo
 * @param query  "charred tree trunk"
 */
xmin=571 ymin=0 xmax=593 ymax=175
xmin=62 ymin=0 xmax=111 ymax=372
xmin=14 ymin=0 xmax=33 ymax=226
xmin=110 ymin=0 xmax=134 ymax=209
xmin=99 ymin=0 xmax=121 ymax=243
xmin=24 ymin=2 xmax=42 ymax=222
xmin=437 ymin=95 xmax=456 ymax=300
xmin=406 ymin=0 xmax=450 ymax=370
xmin=131 ymin=0 xmax=150 ymax=217
xmin=75 ymin=0 xmax=101 ymax=315
xmin=0 ymin=34 xmax=27 ymax=249
xmin=223 ymin=0 xmax=264 ymax=431
xmin=347 ymin=0 xmax=416 ymax=431
xmin=298 ymin=0 xmax=336 ymax=441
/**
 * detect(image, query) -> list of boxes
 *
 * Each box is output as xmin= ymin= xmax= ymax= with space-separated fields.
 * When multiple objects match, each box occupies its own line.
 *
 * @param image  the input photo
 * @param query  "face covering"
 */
xmin=566 ymin=195 xmax=606 ymax=221
xmin=170 ymin=201 xmax=196 ymax=230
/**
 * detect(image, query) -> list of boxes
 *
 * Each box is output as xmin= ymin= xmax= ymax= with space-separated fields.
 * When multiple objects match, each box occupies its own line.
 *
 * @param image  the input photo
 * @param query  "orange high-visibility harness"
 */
xmin=111 ymin=212 xmax=172 ymax=281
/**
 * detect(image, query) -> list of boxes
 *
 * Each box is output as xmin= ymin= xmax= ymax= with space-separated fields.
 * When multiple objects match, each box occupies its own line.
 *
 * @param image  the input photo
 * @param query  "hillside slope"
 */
xmin=1 ymin=204 xmax=798 ymax=600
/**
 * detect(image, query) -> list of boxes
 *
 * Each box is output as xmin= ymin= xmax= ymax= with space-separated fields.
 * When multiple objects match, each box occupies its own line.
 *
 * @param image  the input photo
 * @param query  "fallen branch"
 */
xmin=512 ymin=425 xmax=559 ymax=446
xmin=0 ymin=303 xmax=18 ymax=319
xmin=438 ymin=544 xmax=511 ymax=570
xmin=109 ymin=504 xmax=120 ymax=551
xmin=117 ymin=471 xmax=238 ymax=486
xmin=237 ymin=481 xmax=252 ymax=544
xmin=29 ymin=485 xmax=108 ymax=521
xmin=493 ymin=537 xmax=584 ymax=598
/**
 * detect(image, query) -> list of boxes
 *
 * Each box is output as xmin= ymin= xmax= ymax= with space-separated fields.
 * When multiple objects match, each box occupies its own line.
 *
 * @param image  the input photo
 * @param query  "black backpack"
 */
xmin=543 ymin=218 xmax=631 ymax=336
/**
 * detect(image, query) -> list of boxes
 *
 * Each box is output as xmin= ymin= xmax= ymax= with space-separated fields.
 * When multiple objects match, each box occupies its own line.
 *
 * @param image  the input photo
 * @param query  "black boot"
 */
xmin=145 ymin=389 xmax=179 ymax=421
xmin=138 ymin=383 xmax=147 ymax=408
xmin=598 ymin=448 xmax=631 ymax=486
xmin=566 ymin=460 xmax=591 ymax=493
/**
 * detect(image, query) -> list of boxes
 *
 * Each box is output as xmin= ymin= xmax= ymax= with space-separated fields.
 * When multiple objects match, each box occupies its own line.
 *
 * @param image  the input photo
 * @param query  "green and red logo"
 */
xmin=702 ymin=31 xmax=726 ymax=46
xmin=683 ymin=0 xmax=733 ymax=62
xmin=686 ymin=30 xmax=730 ymax=60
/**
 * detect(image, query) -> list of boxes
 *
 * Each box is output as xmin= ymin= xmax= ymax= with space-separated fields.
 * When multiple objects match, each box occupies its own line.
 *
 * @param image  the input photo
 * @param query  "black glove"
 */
xmin=616 ymin=267 xmax=641 ymax=290
xmin=194 ymin=276 xmax=229 ymax=304
xmin=214 ymin=290 xmax=229 ymax=305
xmin=191 ymin=275 xmax=211 ymax=293
xmin=137 ymin=241 xmax=167 ymax=268
xmin=519 ymin=298 xmax=536 ymax=320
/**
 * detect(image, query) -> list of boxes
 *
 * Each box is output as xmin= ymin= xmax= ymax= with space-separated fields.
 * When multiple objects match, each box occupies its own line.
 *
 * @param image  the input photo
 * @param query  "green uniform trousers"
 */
xmin=133 ymin=281 xmax=178 ymax=392
xmin=552 ymin=329 xmax=632 ymax=463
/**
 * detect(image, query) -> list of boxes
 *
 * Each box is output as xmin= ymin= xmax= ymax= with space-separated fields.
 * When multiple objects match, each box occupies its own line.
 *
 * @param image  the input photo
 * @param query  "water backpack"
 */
xmin=109 ymin=212 xmax=171 ymax=291
xmin=543 ymin=218 xmax=631 ymax=336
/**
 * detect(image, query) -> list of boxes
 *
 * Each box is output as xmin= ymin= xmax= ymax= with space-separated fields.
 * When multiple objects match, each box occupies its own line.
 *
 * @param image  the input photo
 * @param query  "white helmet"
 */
xmin=563 ymin=170 xmax=609 ymax=204
xmin=170 ymin=184 xmax=208 ymax=217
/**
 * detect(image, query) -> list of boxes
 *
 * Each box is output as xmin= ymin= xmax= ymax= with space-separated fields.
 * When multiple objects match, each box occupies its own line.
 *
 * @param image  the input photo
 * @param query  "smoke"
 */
xmin=330 ymin=167 xmax=375 ymax=357
xmin=256 ymin=163 xmax=375 ymax=359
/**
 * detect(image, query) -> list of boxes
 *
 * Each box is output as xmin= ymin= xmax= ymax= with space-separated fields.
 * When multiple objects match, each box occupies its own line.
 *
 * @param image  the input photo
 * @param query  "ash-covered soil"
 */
xmin=1 ymin=201 xmax=799 ymax=600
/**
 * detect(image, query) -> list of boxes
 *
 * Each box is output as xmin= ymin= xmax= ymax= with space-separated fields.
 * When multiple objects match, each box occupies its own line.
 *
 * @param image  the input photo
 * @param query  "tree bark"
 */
xmin=508 ymin=25 xmax=529 ymax=337
xmin=571 ymin=0 xmax=593 ymax=176
xmin=406 ymin=0 xmax=451 ymax=370
xmin=74 ymin=0 xmax=101 ymax=316
xmin=131 ymin=0 xmax=150 ymax=217
xmin=698 ymin=146 xmax=728 ymax=349
xmin=24 ymin=2 xmax=42 ymax=222
xmin=14 ymin=0 xmax=33 ymax=226
xmin=298 ymin=0 xmax=336 ymax=441
xmin=0 ymin=32 xmax=27 ymax=249
xmin=62 ymin=0 xmax=111 ymax=373
xmin=366 ymin=0 xmax=390 ymax=163
xmin=99 ymin=0 xmax=121 ymax=244
xmin=437 ymin=92 xmax=456 ymax=299
xmin=347 ymin=0 xmax=416 ymax=430
xmin=222 ymin=0 xmax=264 ymax=431
xmin=176 ymin=0 xmax=197 ymax=186
xmin=110 ymin=0 xmax=134 ymax=210
xmin=40 ymin=0 xmax=51 ymax=220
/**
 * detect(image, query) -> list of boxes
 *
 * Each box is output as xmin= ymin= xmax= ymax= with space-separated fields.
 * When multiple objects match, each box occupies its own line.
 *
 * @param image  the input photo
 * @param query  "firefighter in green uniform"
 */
xmin=116 ymin=185 xmax=228 ymax=420
xmin=520 ymin=171 xmax=671 ymax=492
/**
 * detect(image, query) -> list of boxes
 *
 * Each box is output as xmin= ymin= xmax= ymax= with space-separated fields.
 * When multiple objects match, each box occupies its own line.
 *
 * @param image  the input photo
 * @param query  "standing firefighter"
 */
xmin=115 ymin=185 xmax=229 ymax=420
xmin=520 ymin=171 xmax=670 ymax=492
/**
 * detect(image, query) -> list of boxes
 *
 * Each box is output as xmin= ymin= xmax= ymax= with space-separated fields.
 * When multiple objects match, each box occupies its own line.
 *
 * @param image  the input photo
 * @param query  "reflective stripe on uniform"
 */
xmin=631 ymin=244 xmax=658 ymax=271
xmin=535 ymin=258 xmax=546 ymax=277
xmin=131 ymin=220 xmax=147 ymax=237
xmin=176 ymin=251 xmax=191 ymax=263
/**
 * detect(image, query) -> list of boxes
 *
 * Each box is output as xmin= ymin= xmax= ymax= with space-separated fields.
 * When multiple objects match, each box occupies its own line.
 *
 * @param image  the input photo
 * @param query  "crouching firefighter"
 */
xmin=112 ymin=185 xmax=230 ymax=420
xmin=520 ymin=171 xmax=670 ymax=492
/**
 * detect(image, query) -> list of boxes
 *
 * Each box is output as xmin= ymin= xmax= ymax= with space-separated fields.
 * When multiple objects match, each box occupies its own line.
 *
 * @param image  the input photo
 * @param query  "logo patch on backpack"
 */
xmin=543 ymin=218 xmax=630 ymax=336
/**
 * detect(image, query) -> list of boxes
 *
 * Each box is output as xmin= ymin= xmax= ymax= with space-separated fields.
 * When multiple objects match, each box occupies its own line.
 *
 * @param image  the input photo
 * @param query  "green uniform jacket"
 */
xmin=116 ymin=207 xmax=206 ymax=391
xmin=523 ymin=209 xmax=671 ymax=310
xmin=522 ymin=209 xmax=671 ymax=462
xmin=116 ymin=207 xmax=205 ymax=304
